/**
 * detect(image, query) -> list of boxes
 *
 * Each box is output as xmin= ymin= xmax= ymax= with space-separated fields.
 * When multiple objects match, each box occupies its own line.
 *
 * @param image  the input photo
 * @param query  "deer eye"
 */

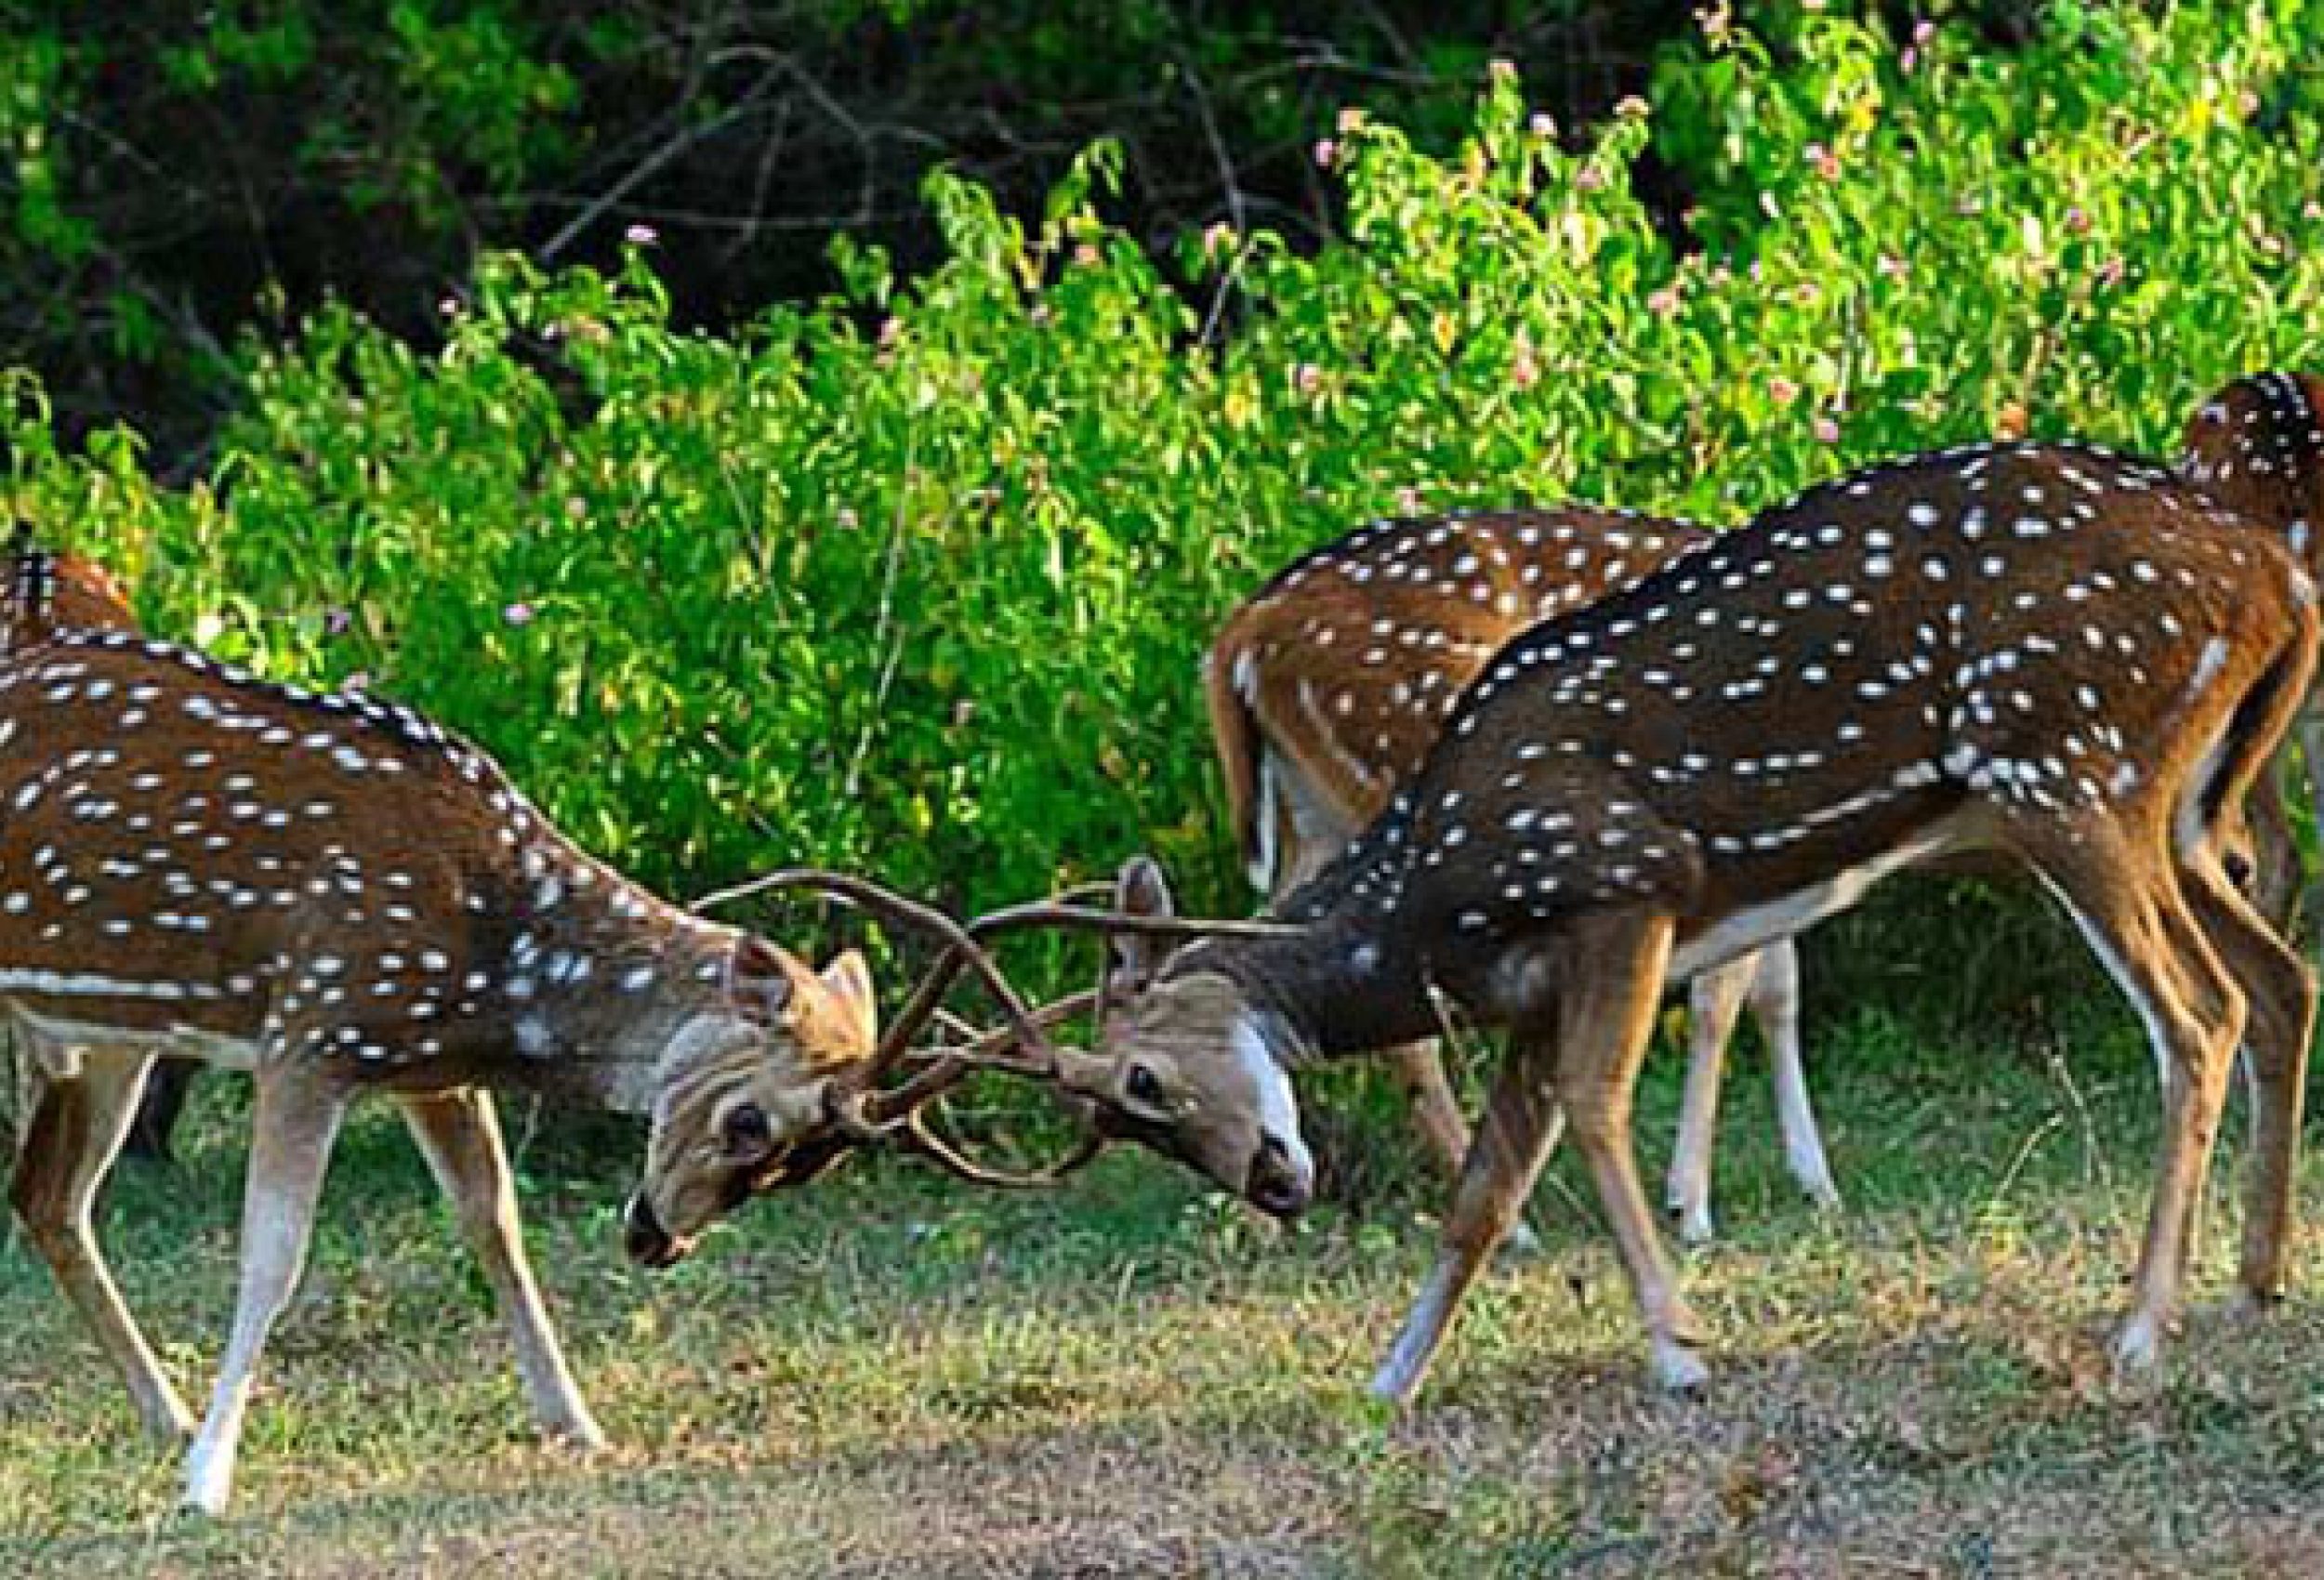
xmin=1125 ymin=1063 xmax=1167 ymax=1107
xmin=722 ymin=1102 xmax=772 ymax=1156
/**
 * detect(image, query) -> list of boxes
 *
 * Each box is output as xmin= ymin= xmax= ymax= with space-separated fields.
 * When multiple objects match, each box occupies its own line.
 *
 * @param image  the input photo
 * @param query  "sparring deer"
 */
xmin=1208 ymin=506 xmax=1833 ymax=1241
xmin=0 ymin=539 xmax=889 ymax=1514
xmin=914 ymin=439 xmax=2319 ymax=1396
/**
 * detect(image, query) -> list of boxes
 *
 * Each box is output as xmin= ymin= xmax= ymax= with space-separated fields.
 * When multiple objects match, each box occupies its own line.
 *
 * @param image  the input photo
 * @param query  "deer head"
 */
xmin=1061 ymin=858 xmax=1316 ymax=1216
xmin=624 ymin=939 xmax=878 ymax=1266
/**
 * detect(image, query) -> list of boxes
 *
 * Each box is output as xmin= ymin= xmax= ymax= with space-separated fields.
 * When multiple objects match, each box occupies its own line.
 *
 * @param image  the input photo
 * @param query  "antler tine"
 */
xmin=893 ymin=1108 xmax=1105 ymax=1189
xmin=817 ymin=987 xmax=1106 ymax=1187
xmin=953 ymin=899 xmax=1303 ymax=946
xmin=692 ymin=868 xmax=1061 ymax=1084
xmin=860 ymin=987 xmax=1103 ymax=1126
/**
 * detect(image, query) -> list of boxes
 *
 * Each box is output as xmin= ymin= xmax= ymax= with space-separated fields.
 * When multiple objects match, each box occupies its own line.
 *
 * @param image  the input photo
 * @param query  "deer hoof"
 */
xmin=546 ymin=1412 xmax=609 ymax=1453
xmin=1651 ymin=1339 xmax=1710 ymax=1394
xmin=2109 ymin=1313 xmax=2168 ymax=1382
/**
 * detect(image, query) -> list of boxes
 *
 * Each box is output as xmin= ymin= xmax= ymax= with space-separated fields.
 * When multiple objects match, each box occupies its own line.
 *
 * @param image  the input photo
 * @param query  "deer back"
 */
xmin=1205 ymin=508 xmax=1712 ymax=886
xmin=0 ymin=626 xmax=744 ymax=1090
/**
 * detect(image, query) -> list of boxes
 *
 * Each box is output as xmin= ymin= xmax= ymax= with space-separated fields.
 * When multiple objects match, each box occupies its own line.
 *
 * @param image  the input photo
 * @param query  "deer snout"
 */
xmin=1246 ymin=1134 xmax=1313 ymax=1219
xmin=622 ymin=1192 xmax=686 ymax=1269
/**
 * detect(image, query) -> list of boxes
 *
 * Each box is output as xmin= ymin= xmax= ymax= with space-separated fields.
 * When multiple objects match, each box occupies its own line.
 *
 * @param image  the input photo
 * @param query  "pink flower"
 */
xmin=1877 ymin=253 xmax=1908 ymax=279
xmin=324 ymin=608 xmax=351 ymax=637
xmin=1913 ymin=20 xmax=1935 ymax=44
xmin=1899 ymin=47 xmax=1918 ymax=72
xmin=1314 ymin=138 xmax=1338 ymax=168
xmin=2096 ymin=257 xmax=2126 ymax=288
xmin=1767 ymin=375 xmax=1802 ymax=406
xmin=1806 ymin=143 xmax=1842 ymax=181
xmin=1814 ymin=415 xmax=1841 ymax=443
xmin=1337 ymin=107 xmax=1367 ymax=135
xmin=1510 ymin=331 xmax=1539 ymax=390
xmin=1575 ymin=166 xmax=1606 ymax=191
xmin=1073 ymin=243 xmax=1101 ymax=267
xmin=836 ymin=507 xmax=861 ymax=531
xmin=2065 ymin=206 xmax=2092 ymax=235
xmin=1395 ymin=486 xmax=1423 ymax=514
xmin=624 ymin=223 xmax=658 ymax=245
xmin=1293 ymin=363 xmax=1324 ymax=397
xmin=503 ymin=602 xmax=536 ymax=626
xmin=1646 ymin=285 xmax=1683 ymax=317
xmin=344 ymin=671 xmax=372 ymax=692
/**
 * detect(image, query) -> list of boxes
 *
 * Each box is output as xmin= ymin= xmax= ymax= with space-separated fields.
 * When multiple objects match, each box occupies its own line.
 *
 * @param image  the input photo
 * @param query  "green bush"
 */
xmin=3 ymin=0 xmax=2320 ymax=970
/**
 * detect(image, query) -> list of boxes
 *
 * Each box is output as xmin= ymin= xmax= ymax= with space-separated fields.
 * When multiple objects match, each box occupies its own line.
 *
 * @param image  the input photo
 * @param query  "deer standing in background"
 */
xmin=0 ymin=540 xmax=885 ymax=1513
xmin=1207 ymin=506 xmax=1833 ymax=1242
xmin=922 ymin=435 xmax=2318 ymax=1394
xmin=0 ymin=546 xmax=207 ymax=1162
xmin=2181 ymin=370 xmax=2324 ymax=918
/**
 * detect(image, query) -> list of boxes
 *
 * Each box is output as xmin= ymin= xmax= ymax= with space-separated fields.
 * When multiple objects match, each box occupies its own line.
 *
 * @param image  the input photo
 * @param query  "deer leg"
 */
xmin=2302 ymin=717 xmax=2324 ymax=919
xmin=2233 ymin=752 xmax=2303 ymax=933
xmin=1384 ymin=1040 xmax=1472 ymax=1182
xmin=1668 ymin=955 xmax=1750 ymax=1245
xmin=2179 ymin=850 xmax=2316 ymax=1308
xmin=1750 ymin=941 xmax=1840 ymax=1213
xmin=398 ymin=1089 xmax=605 ymax=1447
xmin=1370 ymin=1024 xmax=1567 ymax=1404
xmin=8 ymin=1047 xmax=194 ymax=1441
xmin=1554 ymin=912 xmax=1708 ymax=1390
xmin=182 ymin=1070 xmax=347 ymax=1516
xmin=2041 ymin=845 xmax=2242 ymax=1377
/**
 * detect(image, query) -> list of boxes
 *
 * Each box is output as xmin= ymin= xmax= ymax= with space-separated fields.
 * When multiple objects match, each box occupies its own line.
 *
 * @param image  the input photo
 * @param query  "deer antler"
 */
xmin=695 ymin=868 xmax=1303 ymax=1186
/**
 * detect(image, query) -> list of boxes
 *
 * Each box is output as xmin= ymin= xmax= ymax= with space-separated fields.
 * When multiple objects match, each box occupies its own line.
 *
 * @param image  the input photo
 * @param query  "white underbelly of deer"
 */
xmin=1668 ymin=816 xmax=1977 ymax=981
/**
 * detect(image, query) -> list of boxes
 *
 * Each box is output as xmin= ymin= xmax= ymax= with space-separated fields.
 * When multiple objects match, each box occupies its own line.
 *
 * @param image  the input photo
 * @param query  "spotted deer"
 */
xmin=0 ymin=544 xmax=883 ymax=1514
xmin=0 ymin=544 xmax=210 ymax=1161
xmin=1208 ymin=506 xmax=1833 ymax=1241
xmin=925 ymin=439 xmax=2319 ymax=1396
xmin=2181 ymin=370 xmax=2324 ymax=917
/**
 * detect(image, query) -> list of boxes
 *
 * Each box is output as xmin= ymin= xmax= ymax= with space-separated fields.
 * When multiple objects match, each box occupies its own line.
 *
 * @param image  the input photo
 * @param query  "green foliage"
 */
xmin=4 ymin=0 xmax=2321 ymax=956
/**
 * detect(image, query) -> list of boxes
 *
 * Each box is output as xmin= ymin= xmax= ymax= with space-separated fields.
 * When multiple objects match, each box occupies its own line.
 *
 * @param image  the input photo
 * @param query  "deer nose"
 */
xmin=1247 ymin=1135 xmax=1312 ymax=1219
xmin=623 ymin=1192 xmax=682 ymax=1269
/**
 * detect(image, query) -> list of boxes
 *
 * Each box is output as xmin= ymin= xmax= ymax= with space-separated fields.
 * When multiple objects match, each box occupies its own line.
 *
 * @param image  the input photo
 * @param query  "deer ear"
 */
xmin=1108 ymin=855 xmax=1176 ymax=990
xmin=726 ymin=935 xmax=798 ymax=1026
xmin=816 ymin=949 xmax=878 ymax=1055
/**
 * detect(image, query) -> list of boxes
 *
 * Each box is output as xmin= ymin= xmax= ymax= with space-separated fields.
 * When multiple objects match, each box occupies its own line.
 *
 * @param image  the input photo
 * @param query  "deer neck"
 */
xmin=1195 ymin=895 xmax=1444 ymax=1069
xmin=442 ymin=854 xmax=741 ymax=1116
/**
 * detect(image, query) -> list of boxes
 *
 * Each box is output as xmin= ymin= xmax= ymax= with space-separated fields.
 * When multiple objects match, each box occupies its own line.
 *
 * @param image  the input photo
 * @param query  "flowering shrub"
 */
xmin=2 ymin=0 xmax=2319 ymax=950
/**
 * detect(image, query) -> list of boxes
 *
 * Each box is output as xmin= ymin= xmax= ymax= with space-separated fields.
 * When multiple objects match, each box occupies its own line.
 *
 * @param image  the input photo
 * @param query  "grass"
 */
xmin=6 ymin=918 xmax=2324 ymax=1577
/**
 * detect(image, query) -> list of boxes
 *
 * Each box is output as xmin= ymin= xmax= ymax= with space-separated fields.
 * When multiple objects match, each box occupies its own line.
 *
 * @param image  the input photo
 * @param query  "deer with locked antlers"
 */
xmin=1208 ymin=505 xmax=1834 ymax=1242
xmin=0 ymin=538 xmax=892 ymax=1514
xmin=865 ymin=425 xmax=2319 ymax=1397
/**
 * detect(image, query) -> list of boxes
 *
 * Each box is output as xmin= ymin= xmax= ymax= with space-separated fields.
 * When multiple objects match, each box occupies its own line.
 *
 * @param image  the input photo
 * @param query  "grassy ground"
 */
xmin=6 ymin=928 xmax=2324 ymax=1577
